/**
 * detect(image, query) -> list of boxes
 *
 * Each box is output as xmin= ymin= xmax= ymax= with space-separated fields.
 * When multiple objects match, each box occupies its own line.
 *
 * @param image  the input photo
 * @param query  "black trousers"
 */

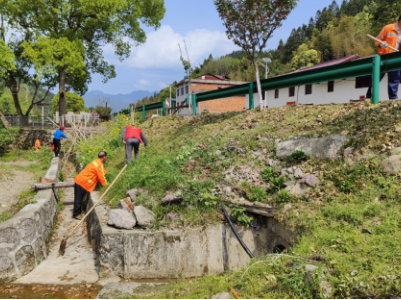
xmin=73 ymin=183 xmax=88 ymax=217
xmin=53 ymin=138 xmax=61 ymax=157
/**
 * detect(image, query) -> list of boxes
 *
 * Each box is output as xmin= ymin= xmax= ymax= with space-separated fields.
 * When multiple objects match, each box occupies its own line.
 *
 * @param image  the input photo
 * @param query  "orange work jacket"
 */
xmin=34 ymin=139 xmax=41 ymax=149
xmin=376 ymin=23 xmax=400 ymax=55
xmin=75 ymin=158 xmax=108 ymax=192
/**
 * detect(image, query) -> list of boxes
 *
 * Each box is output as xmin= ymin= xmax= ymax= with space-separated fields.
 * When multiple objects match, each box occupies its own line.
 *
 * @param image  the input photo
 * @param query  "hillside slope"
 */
xmin=76 ymin=100 xmax=401 ymax=298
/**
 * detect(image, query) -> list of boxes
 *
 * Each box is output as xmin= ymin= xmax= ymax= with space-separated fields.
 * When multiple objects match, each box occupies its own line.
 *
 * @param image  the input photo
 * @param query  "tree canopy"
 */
xmin=2 ymin=0 xmax=166 ymax=116
xmin=51 ymin=91 xmax=85 ymax=114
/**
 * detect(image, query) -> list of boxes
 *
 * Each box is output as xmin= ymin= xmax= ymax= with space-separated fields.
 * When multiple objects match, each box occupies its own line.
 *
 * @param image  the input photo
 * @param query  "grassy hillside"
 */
xmin=76 ymin=100 xmax=401 ymax=298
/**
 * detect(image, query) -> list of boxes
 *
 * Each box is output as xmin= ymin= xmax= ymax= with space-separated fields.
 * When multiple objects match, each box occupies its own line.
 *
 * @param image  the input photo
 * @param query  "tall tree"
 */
xmin=3 ymin=0 xmax=165 ymax=117
xmin=51 ymin=91 xmax=86 ymax=114
xmin=214 ymin=0 xmax=298 ymax=110
xmin=371 ymin=0 xmax=401 ymax=35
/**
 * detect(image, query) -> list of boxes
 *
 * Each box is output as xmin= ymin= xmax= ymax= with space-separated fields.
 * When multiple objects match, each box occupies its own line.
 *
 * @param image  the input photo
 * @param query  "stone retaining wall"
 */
xmin=0 ymin=157 xmax=61 ymax=283
xmin=87 ymin=193 xmax=296 ymax=280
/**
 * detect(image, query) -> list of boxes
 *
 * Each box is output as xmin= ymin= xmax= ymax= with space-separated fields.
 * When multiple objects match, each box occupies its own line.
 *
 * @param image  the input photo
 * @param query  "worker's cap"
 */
xmin=60 ymin=126 xmax=66 ymax=130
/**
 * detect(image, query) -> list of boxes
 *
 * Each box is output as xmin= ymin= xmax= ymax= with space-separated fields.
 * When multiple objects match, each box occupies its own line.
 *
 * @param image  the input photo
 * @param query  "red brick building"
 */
xmin=174 ymin=73 xmax=247 ymax=115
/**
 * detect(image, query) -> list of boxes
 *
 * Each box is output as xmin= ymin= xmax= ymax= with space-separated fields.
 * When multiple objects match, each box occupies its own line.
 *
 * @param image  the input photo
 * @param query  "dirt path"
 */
xmin=15 ymin=179 xmax=99 ymax=285
xmin=0 ymin=163 xmax=36 ymax=214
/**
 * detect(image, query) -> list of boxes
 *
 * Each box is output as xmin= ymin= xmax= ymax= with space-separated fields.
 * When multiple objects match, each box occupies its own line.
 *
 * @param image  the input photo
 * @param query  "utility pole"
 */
xmin=169 ymin=85 xmax=172 ymax=115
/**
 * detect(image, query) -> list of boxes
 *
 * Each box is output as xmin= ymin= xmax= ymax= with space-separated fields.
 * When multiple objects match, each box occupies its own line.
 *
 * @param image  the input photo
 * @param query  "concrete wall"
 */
xmin=246 ymin=75 xmax=399 ymax=109
xmin=0 ymin=157 xmax=61 ymax=283
xmin=87 ymin=193 xmax=296 ymax=280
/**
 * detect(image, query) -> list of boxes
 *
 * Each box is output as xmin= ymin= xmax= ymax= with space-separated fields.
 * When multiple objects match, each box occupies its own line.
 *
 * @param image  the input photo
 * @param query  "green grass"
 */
xmin=75 ymin=100 xmax=401 ymax=298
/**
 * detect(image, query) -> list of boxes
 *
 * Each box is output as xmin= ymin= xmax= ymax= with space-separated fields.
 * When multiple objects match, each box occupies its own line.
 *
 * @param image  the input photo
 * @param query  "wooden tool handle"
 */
xmin=367 ymin=34 xmax=399 ymax=52
xmin=47 ymin=117 xmax=60 ymax=128
xmin=66 ymin=164 xmax=128 ymax=239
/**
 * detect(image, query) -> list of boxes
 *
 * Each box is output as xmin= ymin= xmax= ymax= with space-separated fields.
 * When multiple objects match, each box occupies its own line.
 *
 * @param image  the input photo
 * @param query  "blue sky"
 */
xmin=89 ymin=0 xmax=336 ymax=95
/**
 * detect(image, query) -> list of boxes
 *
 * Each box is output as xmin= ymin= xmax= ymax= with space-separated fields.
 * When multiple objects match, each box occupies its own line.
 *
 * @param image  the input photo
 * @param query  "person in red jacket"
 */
xmin=121 ymin=125 xmax=148 ymax=163
xmin=73 ymin=151 xmax=108 ymax=220
xmin=366 ymin=15 xmax=401 ymax=100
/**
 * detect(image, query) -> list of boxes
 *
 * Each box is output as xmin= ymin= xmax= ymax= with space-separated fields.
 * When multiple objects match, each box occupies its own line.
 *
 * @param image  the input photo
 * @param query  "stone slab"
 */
xmin=276 ymin=135 xmax=348 ymax=160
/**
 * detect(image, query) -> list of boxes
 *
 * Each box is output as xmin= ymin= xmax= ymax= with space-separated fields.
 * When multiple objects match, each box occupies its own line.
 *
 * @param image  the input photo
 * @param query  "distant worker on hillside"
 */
xmin=121 ymin=125 xmax=148 ymax=163
xmin=53 ymin=126 xmax=67 ymax=157
xmin=73 ymin=151 xmax=108 ymax=220
xmin=366 ymin=15 xmax=401 ymax=100
xmin=34 ymin=139 xmax=41 ymax=151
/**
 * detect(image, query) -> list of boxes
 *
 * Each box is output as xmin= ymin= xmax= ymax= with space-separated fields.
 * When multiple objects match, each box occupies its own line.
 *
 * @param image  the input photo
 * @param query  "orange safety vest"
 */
xmin=125 ymin=126 xmax=143 ymax=143
xmin=34 ymin=139 xmax=41 ymax=149
xmin=376 ymin=23 xmax=400 ymax=55
xmin=75 ymin=158 xmax=108 ymax=192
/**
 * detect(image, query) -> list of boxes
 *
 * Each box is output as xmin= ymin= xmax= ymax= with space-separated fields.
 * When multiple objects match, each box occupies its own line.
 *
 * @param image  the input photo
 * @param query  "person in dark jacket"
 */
xmin=53 ymin=126 xmax=67 ymax=157
xmin=121 ymin=125 xmax=148 ymax=163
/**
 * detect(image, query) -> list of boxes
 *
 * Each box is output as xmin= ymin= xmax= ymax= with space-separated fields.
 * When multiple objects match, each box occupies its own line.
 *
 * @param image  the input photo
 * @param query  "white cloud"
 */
xmin=139 ymin=79 xmax=151 ymax=86
xmin=124 ymin=25 xmax=239 ymax=69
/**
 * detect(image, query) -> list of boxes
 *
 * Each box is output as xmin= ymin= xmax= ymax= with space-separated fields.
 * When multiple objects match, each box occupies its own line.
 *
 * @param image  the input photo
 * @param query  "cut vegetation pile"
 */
xmin=76 ymin=100 xmax=401 ymax=298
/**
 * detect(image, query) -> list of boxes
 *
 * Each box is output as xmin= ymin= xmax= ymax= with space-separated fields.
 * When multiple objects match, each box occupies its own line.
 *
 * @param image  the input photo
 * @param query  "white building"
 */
xmin=246 ymin=55 xmax=401 ymax=109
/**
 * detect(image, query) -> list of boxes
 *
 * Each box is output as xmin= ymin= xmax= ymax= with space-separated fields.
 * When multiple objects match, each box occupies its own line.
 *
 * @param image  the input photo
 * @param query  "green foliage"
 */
xmin=200 ymin=192 xmax=219 ymax=208
xmin=159 ymin=86 xmax=176 ymax=102
xmin=59 ymin=172 xmax=65 ymax=182
xmin=51 ymin=92 xmax=86 ymax=114
xmin=290 ymin=150 xmax=308 ymax=162
xmin=262 ymin=166 xmax=285 ymax=192
xmin=0 ymin=40 xmax=16 ymax=77
xmin=231 ymin=206 xmax=252 ymax=227
xmin=291 ymin=44 xmax=320 ymax=70
xmin=176 ymin=146 xmax=192 ymax=161
xmin=22 ymin=36 xmax=86 ymax=81
xmin=371 ymin=0 xmax=401 ymax=34
xmin=0 ymin=125 xmax=19 ymax=153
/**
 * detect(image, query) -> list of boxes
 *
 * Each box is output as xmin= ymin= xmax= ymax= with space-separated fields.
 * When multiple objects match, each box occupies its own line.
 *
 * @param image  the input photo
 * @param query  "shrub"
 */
xmin=290 ymin=150 xmax=308 ymax=162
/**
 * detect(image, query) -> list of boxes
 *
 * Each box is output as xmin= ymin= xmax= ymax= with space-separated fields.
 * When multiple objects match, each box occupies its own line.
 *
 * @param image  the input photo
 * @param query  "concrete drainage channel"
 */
xmin=87 ymin=193 xmax=296 ymax=280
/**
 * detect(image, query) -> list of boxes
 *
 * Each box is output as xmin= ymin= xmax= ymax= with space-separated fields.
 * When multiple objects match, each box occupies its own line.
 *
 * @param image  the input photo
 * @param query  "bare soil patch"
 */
xmin=0 ymin=168 xmax=36 ymax=213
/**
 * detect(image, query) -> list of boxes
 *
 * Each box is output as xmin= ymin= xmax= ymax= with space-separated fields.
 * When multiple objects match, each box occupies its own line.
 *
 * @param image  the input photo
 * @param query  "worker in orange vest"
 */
xmin=34 ymin=139 xmax=41 ymax=150
xmin=121 ymin=125 xmax=148 ymax=163
xmin=73 ymin=151 xmax=108 ymax=220
xmin=366 ymin=15 xmax=401 ymax=100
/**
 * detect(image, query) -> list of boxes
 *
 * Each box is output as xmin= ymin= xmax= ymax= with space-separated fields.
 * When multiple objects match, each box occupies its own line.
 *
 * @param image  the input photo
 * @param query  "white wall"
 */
xmin=246 ymin=74 xmax=397 ymax=109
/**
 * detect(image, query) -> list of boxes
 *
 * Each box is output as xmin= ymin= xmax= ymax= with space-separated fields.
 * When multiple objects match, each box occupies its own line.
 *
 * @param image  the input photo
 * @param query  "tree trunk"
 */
xmin=0 ymin=107 xmax=11 ymax=129
xmin=254 ymin=60 xmax=264 ymax=111
xmin=58 ymin=68 xmax=67 ymax=118
xmin=3 ymin=74 xmax=23 ymax=115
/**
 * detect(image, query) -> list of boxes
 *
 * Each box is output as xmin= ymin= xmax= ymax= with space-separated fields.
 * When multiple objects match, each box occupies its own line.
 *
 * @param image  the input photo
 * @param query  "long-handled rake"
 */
xmin=59 ymin=164 xmax=127 ymax=255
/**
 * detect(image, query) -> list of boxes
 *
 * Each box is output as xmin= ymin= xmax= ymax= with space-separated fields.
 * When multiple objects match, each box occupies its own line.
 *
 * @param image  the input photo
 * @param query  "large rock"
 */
xmin=298 ymin=174 xmax=320 ymax=187
xmin=133 ymin=206 xmax=155 ymax=227
xmin=118 ymin=198 xmax=134 ymax=213
xmin=381 ymin=155 xmax=401 ymax=175
xmin=276 ymin=135 xmax=348 ymax=160
xmin=107 ymin=210 xmax=136 ymax=229
xmin=286 ymin=183 xmax=310 ymax=196
xmin=126 ymin=189 xmax=139 ymax=200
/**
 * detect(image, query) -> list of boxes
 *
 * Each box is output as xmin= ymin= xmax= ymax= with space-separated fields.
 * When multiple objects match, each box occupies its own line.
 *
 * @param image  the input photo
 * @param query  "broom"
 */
xmin=59 ymin=164 xmax=128 ymax=255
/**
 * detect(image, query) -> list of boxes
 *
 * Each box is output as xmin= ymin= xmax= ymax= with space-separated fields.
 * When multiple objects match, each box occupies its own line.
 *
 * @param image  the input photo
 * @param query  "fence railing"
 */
xmin=5 ymin=114 xmax=100 ymax=129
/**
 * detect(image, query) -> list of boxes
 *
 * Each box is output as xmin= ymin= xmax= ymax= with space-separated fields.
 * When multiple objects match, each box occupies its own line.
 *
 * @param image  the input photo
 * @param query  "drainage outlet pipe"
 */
xmin=221 ymin=204 xmax=255 ymax=259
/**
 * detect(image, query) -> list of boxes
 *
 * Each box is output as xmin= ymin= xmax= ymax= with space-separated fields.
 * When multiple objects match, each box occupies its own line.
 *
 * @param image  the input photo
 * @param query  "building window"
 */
xmin=275 ymin=89 xmax=279 ymax=99
xmin=356 ymin=75 xmax=371 ymax=88
xmin=305 ymin=84 xmax=312 ymax=95
xmin=181 ymin=87 xmax=184 ymax=95
xmin=262 ymin=91 xmax=266 ymax=100
xmin=328 ymin=81 xmax=334 ymax=92
xmin=177 ymin=89 xmax=179 ymax=96
xmin=289 ymin=87 xmax=295 ymax=97
xmin=185 ymin=85 xmax=189 ymax=94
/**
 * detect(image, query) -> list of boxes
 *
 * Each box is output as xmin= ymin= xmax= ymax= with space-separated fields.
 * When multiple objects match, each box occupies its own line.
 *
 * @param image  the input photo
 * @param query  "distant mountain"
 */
xmin=83 ymin=90 xmax=156 ymax=112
